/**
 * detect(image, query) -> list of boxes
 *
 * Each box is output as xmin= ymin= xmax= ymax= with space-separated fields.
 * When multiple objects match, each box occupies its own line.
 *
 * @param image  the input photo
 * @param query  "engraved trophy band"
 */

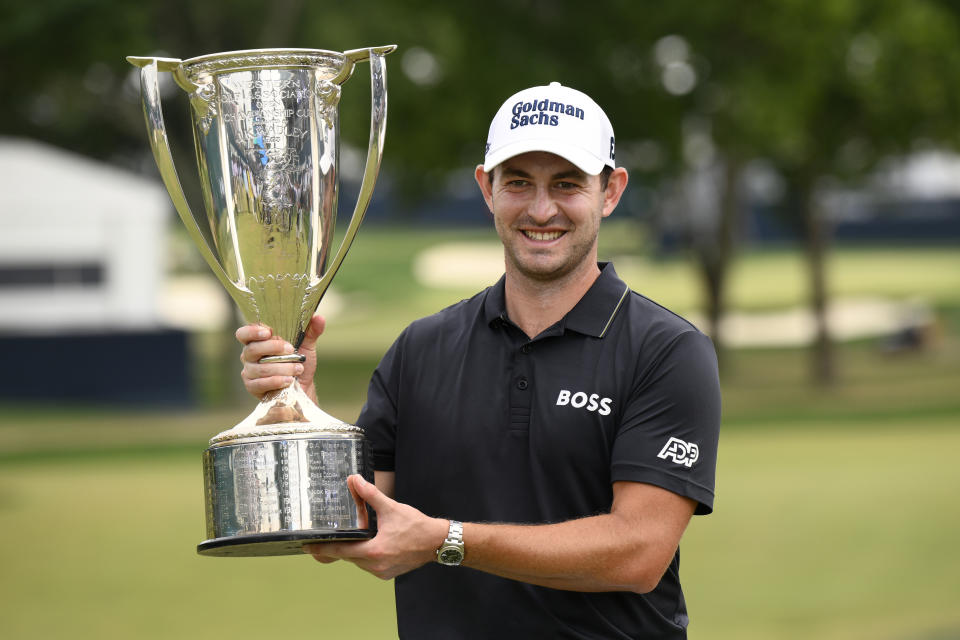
xmin=128 ymin=46 xmax=396 ymax=556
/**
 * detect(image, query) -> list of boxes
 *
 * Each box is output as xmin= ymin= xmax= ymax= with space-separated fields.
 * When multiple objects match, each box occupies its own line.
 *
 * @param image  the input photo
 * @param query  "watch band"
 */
xmin=436 ymin=520 xmax=465 ymax=566
xmin=445 ymin=520 xmax=463 ymax=546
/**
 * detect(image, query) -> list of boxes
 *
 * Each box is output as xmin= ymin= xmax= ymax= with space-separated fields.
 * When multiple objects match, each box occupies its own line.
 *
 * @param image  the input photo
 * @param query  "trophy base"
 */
xmin=198 ymin=529 xmax=374 ymax=557
xmin=200 ymin=381 xmax=374 ymax=558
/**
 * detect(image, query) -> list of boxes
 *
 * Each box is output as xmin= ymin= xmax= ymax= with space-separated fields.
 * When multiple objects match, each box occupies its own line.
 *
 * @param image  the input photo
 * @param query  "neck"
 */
xmin=504 ymin=260 xmax=601 ymax=339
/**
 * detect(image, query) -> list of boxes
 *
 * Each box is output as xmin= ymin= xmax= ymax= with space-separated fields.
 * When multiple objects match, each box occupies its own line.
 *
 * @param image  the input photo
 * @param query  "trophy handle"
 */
xmin=126 ymin=57 xmax=241 ymax=305
xmin=313 ymin=46 xmax=395 ymax=298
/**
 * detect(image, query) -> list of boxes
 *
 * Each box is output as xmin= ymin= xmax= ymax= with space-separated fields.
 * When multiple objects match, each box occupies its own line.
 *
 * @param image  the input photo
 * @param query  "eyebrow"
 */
xmin=499 ymin=167 xmax=588 ymax=182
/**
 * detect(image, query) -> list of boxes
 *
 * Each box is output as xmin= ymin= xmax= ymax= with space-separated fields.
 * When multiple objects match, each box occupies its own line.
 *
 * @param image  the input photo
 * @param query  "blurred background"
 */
xmin=1 ymin=1 xmax=958 ymax=638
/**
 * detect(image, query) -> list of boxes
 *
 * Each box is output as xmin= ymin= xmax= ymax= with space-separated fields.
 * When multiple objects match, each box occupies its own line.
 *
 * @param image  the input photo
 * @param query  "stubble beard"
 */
xmin=501 ymin=224 xmax=600 ymax=284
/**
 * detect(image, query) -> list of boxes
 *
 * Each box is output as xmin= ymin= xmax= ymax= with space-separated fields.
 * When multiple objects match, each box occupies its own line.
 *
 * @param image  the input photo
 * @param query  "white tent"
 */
xmin=0 ymin=137 xmax=170 ymax=332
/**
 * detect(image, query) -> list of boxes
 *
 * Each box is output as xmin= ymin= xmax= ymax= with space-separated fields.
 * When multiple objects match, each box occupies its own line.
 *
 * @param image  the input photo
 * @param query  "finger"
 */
xmin=235 ymin=324 xmax=272 ymax=345
xmin=241 ymin=374 xmax=295 ymax=396
xmin=242 ymin=360 xmax=304 ymax=381
xmin=241 ymin=338 xmax=295 ymax=363
xmin=348 ymin=477 xmax=370 ymax=530
xmin=309 ymin=540 xmax=369 ymax=561
xmin=347 ymin=475 xmax=392 ymax=512
xmin=303 ymin=546 xmax=339 ymax=563
xmin=299 ymin=315 xmax=327 ymax=352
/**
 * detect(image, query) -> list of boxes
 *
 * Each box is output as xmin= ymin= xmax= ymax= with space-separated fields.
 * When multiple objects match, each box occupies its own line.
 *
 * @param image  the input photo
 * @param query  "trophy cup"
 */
xmin=127 ymin=46 xmax=395 ymax=556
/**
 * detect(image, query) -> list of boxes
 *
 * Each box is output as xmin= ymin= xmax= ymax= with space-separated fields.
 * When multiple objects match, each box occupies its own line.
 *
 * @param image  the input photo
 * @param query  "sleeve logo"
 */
xmin=657 ymin=437 xmax=699 ymax=467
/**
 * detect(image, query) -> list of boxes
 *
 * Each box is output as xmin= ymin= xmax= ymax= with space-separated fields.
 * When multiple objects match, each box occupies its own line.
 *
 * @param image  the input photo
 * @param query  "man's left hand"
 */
xmin=303 ymin=475 xmax=448 ymax=580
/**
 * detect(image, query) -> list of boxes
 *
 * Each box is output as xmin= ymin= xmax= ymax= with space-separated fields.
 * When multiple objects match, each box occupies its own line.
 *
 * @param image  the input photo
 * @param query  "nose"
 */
xmin=527 ymin=185 xmax=557 ymax=224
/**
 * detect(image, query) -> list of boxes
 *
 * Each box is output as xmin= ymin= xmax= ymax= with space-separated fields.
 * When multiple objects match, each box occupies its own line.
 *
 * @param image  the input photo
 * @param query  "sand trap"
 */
xmin=685 ymin=298 xmax=933 ymax=348
xmin=413 ymin=241 xmax=504 ymax=289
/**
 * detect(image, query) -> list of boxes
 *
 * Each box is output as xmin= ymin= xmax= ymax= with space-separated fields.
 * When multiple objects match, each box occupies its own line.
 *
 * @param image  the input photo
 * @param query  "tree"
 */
xmin=644 ymin=0 xmax=960 ymax=382
xmin=5 ymin=1 xmax=960 ymax=386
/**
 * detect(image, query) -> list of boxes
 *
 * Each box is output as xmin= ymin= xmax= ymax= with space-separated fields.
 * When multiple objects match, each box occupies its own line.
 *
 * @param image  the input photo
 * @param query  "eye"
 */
xmin=555 ymin=181 xmax=579 ymax=190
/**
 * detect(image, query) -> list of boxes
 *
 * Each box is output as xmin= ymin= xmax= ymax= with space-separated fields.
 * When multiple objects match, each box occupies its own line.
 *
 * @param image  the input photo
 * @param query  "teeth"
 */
xmin=523 ymin=230 xmax=564 ymax=241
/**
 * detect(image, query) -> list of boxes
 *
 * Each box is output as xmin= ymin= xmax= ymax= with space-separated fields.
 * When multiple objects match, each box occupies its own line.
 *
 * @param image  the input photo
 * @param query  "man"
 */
xmin=238 ymin=82 xmax=721 ymax=638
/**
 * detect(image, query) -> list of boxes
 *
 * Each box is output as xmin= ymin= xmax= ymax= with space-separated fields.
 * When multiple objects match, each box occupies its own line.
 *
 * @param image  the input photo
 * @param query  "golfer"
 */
xmin=238 ymin=82 xmax=721 ymax=638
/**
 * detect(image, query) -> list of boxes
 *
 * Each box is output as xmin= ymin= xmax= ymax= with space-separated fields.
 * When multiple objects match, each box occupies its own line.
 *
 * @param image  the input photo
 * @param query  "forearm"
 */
xmin=461 ymin=512 xmax=670 ymax=594
xmin=456 ymin=483 xmax=696 ymax=594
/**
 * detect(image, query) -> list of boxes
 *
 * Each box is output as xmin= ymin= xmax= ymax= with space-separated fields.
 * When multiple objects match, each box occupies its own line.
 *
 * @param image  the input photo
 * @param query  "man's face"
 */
xmin=475 ymin=151 xmax=624 ymax=283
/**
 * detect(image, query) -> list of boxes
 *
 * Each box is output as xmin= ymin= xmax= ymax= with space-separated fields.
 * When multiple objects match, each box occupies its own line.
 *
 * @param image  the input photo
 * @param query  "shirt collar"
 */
xmin=483 ymin=262 xmax=630 ymax=338
xmin=483 ymin=274 xmax=508 ymax=327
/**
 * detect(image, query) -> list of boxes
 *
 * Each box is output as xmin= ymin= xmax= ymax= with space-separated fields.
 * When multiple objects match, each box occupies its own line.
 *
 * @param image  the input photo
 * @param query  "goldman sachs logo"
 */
xmin=510 ymin=98 xmax=586 ymax=129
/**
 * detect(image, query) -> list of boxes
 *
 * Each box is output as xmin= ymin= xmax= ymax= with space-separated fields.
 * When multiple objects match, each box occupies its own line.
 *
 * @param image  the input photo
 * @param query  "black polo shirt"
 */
xmin=358 ymin=262 xmax=721 ymax=639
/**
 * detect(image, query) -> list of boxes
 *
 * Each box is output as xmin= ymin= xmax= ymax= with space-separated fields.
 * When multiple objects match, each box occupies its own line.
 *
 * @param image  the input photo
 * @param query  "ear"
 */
xmin=601 ymin=167 xmax=629 ymax=218
xmin=474 ymin=164 xmax=495 ymax=214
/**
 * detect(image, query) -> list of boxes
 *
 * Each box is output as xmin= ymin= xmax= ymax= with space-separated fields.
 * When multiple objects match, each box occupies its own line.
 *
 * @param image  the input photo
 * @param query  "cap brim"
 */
xmin=483 ymin=139 xmax=607 ymax=175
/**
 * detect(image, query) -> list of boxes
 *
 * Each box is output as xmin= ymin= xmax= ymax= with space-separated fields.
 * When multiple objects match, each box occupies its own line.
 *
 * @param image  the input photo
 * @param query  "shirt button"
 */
xmin=521 ymin=345 xmax=531 ymax=354
xmin=517 ymin=377 xmax=528 ymax=390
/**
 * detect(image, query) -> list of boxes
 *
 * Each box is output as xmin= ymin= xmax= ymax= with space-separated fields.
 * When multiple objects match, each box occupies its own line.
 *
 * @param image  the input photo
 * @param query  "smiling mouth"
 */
xmin=522 ymin=230 xmax=565 ymax=241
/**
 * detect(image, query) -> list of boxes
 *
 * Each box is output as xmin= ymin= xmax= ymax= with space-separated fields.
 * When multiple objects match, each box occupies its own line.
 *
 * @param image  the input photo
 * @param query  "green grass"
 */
xmin=719 ymin=340 xmax=960 ymax=426
xmin=611 ymin=232 xmax=960 ymax=313
xmin=0 ymin=458 xmax=396 ymax=639
xmin=1 ymin=341 xmax=958 ymax=640
xmin=1 ymin=416 xmax=957 ymax=639
xmin=682 ymin=420 xmax=960 ymax=640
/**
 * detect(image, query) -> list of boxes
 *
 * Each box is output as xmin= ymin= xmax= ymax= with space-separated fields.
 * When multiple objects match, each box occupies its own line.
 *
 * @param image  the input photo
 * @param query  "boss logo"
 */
xmin=556 ymin=389 xmax=613 ymax=416
xmin=657 ymin=437 xmax=699 ymax=467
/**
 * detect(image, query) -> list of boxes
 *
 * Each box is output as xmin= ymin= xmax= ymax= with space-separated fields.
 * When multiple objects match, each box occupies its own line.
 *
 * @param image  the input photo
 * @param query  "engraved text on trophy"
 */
xmin=190 ymin=70 xmax=341 ymax=344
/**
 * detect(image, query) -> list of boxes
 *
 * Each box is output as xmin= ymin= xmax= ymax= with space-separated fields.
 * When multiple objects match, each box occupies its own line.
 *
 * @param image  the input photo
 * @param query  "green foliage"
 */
xmin=7 ymin=1 xmax=960 ymax=193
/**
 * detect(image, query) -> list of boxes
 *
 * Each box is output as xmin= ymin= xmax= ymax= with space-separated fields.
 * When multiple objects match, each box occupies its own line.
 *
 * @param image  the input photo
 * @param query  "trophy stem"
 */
xmin=209 ymin=378 xmax=360 ymax=445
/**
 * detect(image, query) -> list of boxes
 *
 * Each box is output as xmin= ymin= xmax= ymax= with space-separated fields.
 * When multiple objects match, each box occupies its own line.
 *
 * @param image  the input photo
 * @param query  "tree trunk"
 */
xmin=796 ymin=174 xmax=836 ymax=385
xmin=694 ymin=156 xmax=742 ymax=368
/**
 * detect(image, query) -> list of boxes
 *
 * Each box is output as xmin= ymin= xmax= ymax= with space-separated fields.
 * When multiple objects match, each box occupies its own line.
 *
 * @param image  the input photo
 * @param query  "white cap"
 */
xmin=483 ymin=82 xmax=616 ymax=175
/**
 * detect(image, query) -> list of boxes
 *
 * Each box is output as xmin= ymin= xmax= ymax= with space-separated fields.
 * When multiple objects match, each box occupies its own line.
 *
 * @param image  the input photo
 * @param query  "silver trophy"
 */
xmin=127 ymin=46 xmax=395 ymax=556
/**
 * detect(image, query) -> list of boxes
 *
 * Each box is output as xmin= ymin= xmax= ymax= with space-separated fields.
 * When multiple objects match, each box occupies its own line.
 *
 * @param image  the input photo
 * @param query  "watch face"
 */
xmin=439 ymin=547 xmax=463 ymax=565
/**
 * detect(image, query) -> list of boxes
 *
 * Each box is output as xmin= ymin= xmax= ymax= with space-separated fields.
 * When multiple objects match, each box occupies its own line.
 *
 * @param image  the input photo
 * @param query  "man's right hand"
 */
xmin=236 ymin=315 xmax=326 ymax=402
